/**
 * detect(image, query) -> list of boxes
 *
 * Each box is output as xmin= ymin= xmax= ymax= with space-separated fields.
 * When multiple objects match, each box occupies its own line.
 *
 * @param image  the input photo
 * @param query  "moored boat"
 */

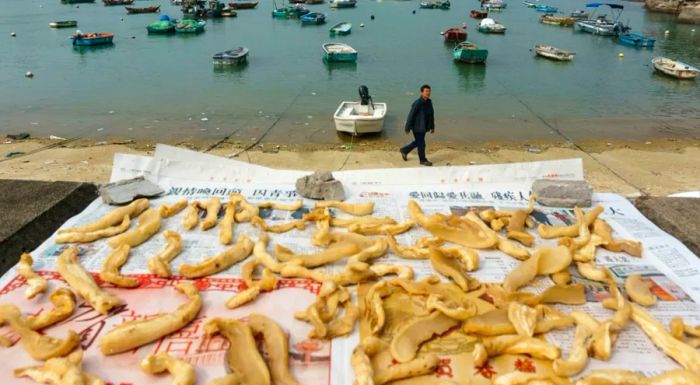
xmin=301 ymin=12 xmax=326 ymax=24
xmin=523 ymin=1 xmax=536 ymax=7
xmin=478 ymin=18 xmax=506 ymax=33
xmin=570 ymin=10 xmax=589 ymax=19
xmin=540 ymin=14 xmax=576 ymax=26
xmin=453 ymin=41 xmax=488 ymax=63
xmin=228 ymin=0 xmax=258 ymax=8
xmin=69 ymin=32 xmax=114 ymax=45
xmin=272 ymin=4 xmax=310 ymax=17
xmin=61 ymin=0 xmax=94 ymax=3
xmin=574 ymin=3 xmax=627 ymax=36
xmin=126 ymin=4 xmax=160 ymax=13
xmin=213 ymin=47 xmax=249 ymax=64
xmin=306 ymin=0 xmax=324 ymax=4
xmin=534 ymin=45 xmax=575 ymax=61
xmin=651 ymin=57 xmax=699 ymax=80
xmin=483 ymin=0 xmax=506 ymax=11
xmin=442 ymin=27 xmax=467 ymax=42
xmin=535 ymin=4 xmax=557 ymax=12
xmin=103 ymin=0 xmax=134 ymax=5
xmin=419 ymin=0 xmax=450 ymax=9
xmin=322 ymin=42 xmax=357 ymax=62
xmin=147 ymin=16 xmax=177 ymax=33
xmin=329 ymin=0 xmax=356 ymax=8
xmin=175 ymin=19 xmax=206 ymax=33
xmin=470 ymin=9 xmax=488 ymax=18
xmin=49 ymin=20 xmax=78 ymax=28
xmin=618 ymin=32 xmax=655 ymax=48
xmin=329 ymin=21 xmax=352 ymax=35
xmin=334 ymin=101 xmax=387 ymax=135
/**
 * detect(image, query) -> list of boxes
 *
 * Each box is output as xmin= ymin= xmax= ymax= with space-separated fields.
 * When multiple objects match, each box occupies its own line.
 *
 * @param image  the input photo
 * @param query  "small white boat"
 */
xmin=534 ymin=45 xmax=575 ymax=61
xmin=652 ymin=57 xmax=699 ymax=80
xmin=333 ymin=101 xmax=387 ymax=135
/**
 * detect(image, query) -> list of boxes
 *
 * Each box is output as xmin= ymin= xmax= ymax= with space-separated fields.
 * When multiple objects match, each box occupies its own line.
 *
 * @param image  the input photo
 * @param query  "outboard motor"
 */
xmin=358 ymin=85 xmax=374 ymax=110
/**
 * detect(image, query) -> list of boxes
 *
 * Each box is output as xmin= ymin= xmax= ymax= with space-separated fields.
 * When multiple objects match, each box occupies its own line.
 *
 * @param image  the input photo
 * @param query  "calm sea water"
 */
xmin=1 ymin=0 xmax=699 ymax=143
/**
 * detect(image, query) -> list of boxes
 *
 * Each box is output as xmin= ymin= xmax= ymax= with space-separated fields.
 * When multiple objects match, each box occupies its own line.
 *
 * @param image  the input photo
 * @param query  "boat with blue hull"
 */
xmin=535 ymin=4 xmax=558 ymax=12
xmin=618 ymin=32 xmax=655 ymax=48
xmin=301 ymin=12 xmax=326 ymax=24
xmin=69 ymin=32 xmax=114 ymax=45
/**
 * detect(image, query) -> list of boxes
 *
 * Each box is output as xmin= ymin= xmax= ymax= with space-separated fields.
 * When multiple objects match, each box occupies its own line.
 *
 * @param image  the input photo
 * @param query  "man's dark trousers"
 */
xmin=400 ymin=132 xmax=427 ymax=162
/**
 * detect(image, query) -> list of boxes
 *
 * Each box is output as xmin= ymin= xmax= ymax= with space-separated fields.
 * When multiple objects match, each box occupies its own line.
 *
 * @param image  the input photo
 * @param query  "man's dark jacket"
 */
xmin=404 ymin=97 xmax=434 ymax=134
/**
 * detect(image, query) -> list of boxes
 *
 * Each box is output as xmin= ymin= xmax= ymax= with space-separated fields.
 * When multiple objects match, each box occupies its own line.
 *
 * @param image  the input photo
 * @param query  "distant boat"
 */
xmin=535 ymin=4 xmax=557 ymax=12
xmin=540 ymin=14 xmax=576 ymax=26
xmin=126 ymin=4 xmax=160 ymax=13
xmin=147 ymin=17 xmax=177 ymax=33
xmin=69 ymin=32 xmax=114 ymax=46
xmin=419 ymin=0 xmax=450 ymax=9
xmin=534 ymin=45 xmax=575 ymax=61
xmin=61 ymin=0 xmax=94 ymax=3
xmin=570 ymin=10 xmax=589 ymax=19
xmin=470 ymin=9 xmax=488 ymax=18
xmin=618 ymin=32 xmax=655 ymax=47
xmin=523 ymin=1 xmax=537 ymax=7
xmin=652 ymin=57 xmax=699 ymax=80
xmin=103 ymin=0 xmax=134 ymax=5
xmin=453 ymin=41 xmax=488 ymax=63
xmin=175 ymin=19 xmax=206 ymax=33
xmin=334 ymin=101 xmax=387 ymax=135
xmin=301 ymin=12 xmax=326 ymax=24
xmin=287 ymin=0 xmax=305 ymax=3
xmin=329 ymin=21 xmax=352 ymax=35
xmin=322 ymin=42 xmax=357 ymax=62
xmin=213 ymin=47 xmax=249 ymax=64
xmin=574 ymin=3 xmax=627 ymax=36
xmin=49 ymin=20 xmax=78 ymax=28
xmin=483 ymin=0 xmax=506 ymax=11
xmin=228 ymin=0 xmax=258 ymax=8
xmin=306 ymin=0 xmax=324 ymax=4
xmin=329 ymin=0 xmax=356 ymax=8
xmin=478 ymin=18 xmax=506 ymax=33
xmin=272 ymin=4 xmax=310 ymax=17
xmin=442 ymin=27 xmax=467 ymax=42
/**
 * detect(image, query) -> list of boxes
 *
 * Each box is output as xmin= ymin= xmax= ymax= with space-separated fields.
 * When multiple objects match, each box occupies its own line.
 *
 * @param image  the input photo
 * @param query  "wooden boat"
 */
xmin=69 ymin=32 xmax=114 ymax=46
xmin=213 ymin=47 xmax=249 ymax=64
xmin=442 ymin=27 xmax=467 ymax=42
xmin=470 ymin=10 xmax=488 ymax=19
xmin=652 ymin=57 xmax=699 ymax=80
xmin=126 ymin=4 xmax=160 ymax=13
xmin=618 ymin=32 xmax=655 ymax=48
xmin=322 ymin=42 xmax=357 ymax=62
xmin=147 ymin=18 xmax=176 ymax=33
xmin=478 ymin=18 xmax=506 ymax=33
xmin=103 ymin=0 xmax=134 ymax=5
xmin=540 ymin=14 xmax=576 ymax=26
xmin=534 ymin=45 xmax=575 ymax=61
xmin=453 ymin=41 xmax=488 ymax=63
xmin=329 ymin=21 xmax=351 ymax=35
xmin=419 ymin=0 xmax=450 ymax=9
xmin=523 ymin=1 xmax=536 ymax=7
xmin=49 ymin=20 xmax=78 ymax=28
xmin=535 ymin=4 xmax=557 ymax=12
xmin=334 ymin=101 xmax=387 ymax=135
xmin=329 ymin=0 xmax=356 ymax=8
xmin=227 ymin=0 xmax=258 ymax=8
xmin=301 ymin=12 xmax=326 ymax=24
xmin=175 ymin=19 xmax=206 ymax=33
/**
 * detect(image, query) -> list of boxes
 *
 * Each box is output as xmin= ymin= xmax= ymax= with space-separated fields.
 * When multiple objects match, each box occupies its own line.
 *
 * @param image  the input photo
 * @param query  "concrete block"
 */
xmin=533 ymin=179 xmax=592 ymax=208
xmin=296 ymin=171 xmax=345 ymax=201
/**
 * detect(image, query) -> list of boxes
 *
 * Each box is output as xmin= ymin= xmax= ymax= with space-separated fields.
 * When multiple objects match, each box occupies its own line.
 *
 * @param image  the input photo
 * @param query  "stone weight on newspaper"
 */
xmin=295 ymin=171 xmax=345 ymax=201
xmin=532 ymin=179 xmax=592 ymax=208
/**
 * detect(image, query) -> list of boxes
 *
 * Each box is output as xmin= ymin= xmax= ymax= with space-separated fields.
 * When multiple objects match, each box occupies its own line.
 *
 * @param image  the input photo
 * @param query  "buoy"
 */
xmin=360 ymin=23 xmax=364 ymax=27
xmin=462 ymin=22 xmax=467 ymax=29
xmin=11 ymin=32 xmax=16 ymax=37
xmin=692 ymin=29 xmax=696 ymax=33
xmin=132 ymin=36 xmax=136 ymax=39
xmin=664 ymin=30 xmax=670 ymax=34
xmin=619 ymin=52 xmax=624 ymax=58
xmin=370 ymin=14 xmax=375 ymax=20
xmin=25 ymin=71 xmax=34 ymax=78
xmin=412 ymin=10 xmax=416 ymax=13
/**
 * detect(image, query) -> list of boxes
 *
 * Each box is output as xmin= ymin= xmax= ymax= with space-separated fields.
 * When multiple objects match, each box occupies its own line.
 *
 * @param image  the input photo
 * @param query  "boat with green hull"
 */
xmin=329 ymin=22 xmax=351 ymax=35
xmin=49 ymin=20 xmax=78 ymax=28
xmin=453 ymin=41 xmax=488 ymax=64
xmin=322 ymin=42 xmax=357 ymax=62
xmin=175 ymin=19 xmax=206 ymax=33
xmin=147 ymin=17 xmax=177 ymax=33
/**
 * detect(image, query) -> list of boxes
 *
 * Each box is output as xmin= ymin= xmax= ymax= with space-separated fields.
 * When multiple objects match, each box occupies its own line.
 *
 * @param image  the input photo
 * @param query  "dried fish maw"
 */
xmin=571 ymin=207 xmax=592 ymax=248
xmin=491 ymin=218 xmax=508 ymax=232
xmin=506 ymin=208 xmax=535 ymax=246
xmin=374 ymin=353 xmax=440 ymax=385
xmin=535 ymin=305 xmax=575 ymax=334
xmin=316 ymin=200 xmax=374 ymax=216
xmin=387 ymin=234 xmax=429 ymax=260
xmin=536 ymin=246 xmax=573 ymax=275
xmin=602 ymin=275 xmax=632 ymax=328
xmin=17 ymin=253 xmax=47 ymax=299
xmin=415 ymin=237 xmax=444 ymax=248
xmin=225 ymin=268 xmax=277 ymax=309
xmin=100 ymin=245 xmax=139 ymax=288
xmin=352 ymin=337 xmax=385 ymax=385
xmin=348 ymin=238 xmax=389 ymax=264
xmin=257 ymin=200 xmax=303 ymax=211
xmin=107 ymin=208 xmax=161 ymax=249
xmin=508 ymin=302 xmax=538 ymax=337
xmin=182 ymin=202 xmax=200 ymax=230
xmin=179 ymin=235 xmax=254 ymax=278
xmin=329 ymin=232 xmax=376 ymax=249
xmin=576 ymin=262 xmax=610 ymax=282
xmin=231 ymin=193 xmax=259 ymax=223
xmin=330 ymin=216 xmax=396 ymax=228
xmin=100 ymin=283 xmax=201 ymax=355
xmin=159 ymin=199 xmax=188 ymax=218
xmin=497 ymin=236 xmax=531 ymax=261
xmin=275 ymin=242 xmax=361 ymax=268
xmin=58 ymin=198 xmax=149 ymax=234
xmin=248 ymin=313 xmax=302 ymax=385
xmin=219 ymin=201 xmax=236 ymax=245
xmin=205 ymin=318 xmax=271 ymax=385
xmin=390 ymin=310 xmax=459 ymax=363
xmin=57 ymin=246 xmax=122 ymax=315
xmin=441 ymin=246 xmax=479 ymax=271
xmin=503 ymin=255 xmax=540 ymax=292
xmin=253 ymin=233 xmax=282 ymax=273
xmin=198 ymin=197 xmax=222 ymax=231
xmin=482 ymin=335 xmax=560 ymax=360
xmin=348 ymin=220 xmax=414 ymax=236
xmin=426 ymin=294 xmax=477 ymax=320
xmin=370 ymin=264 xmax=414 ymax=280
xmin=492 ymin=372 xmax=571 ymax=385
xmin=147 ymin=230 xmax=183 ymax=278
xmin=473 ymin=342 xmax=489 ymax=367
xmin=576 ymin=369 xmax=700 ymax=385
xmin=553 ymin=323 xmax=591 ymax=377
xmin=279 ymin=263 xmax=331 ymax=283
xmin=538 ymin=283 xmax=586 ymax=305
xmin=551 ymin=271 xmax=571 ymax=285
xmin=409 ymin=200 xmax=498 ymax=249
xmin=670 ymin=317 xmax=686 ymax=340
xmin=365 ymin=281 xmax=393 ymax=335
xmin=571 ymin=311 xmax=601 ymax=333
xmin=14 ymin=349 xmax=104 ymax=385
xmin=588 ymin=320 xmax=616 ymax=361
xmin=573 ymin=234 xmax=606 ymax=263
xmin=27 ymin=288 xmax=76 ymax=331
xmin=463 ymin=310 xmax=517 ymax=336
xmin=141 ymin=352 xmax=195 ymax=385
xmin=319 ymin=300 xmax=359 ymax=338
xmin=55 ymin=215 xmax=131 ymax=244
xmin=537 ymin=206 xmax=604 ymax=239
xmin=593 ymin=219 xmax=643 ymax=257
xmin=312 ymin=212 xmax=332 ymax=247
xmin=429 ymin=247 xmax=481 ymax=291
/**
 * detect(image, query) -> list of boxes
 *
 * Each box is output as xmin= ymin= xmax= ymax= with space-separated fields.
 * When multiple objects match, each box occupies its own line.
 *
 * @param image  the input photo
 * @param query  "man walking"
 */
xmin=400 ymin=84 xmax=434 ymax=166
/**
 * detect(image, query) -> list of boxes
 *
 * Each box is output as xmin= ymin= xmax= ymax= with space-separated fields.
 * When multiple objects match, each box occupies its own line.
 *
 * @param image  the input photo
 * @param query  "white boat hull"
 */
xmin=575 ymin=21 xmax=616 ymax=36
xmin=333 ymin=102 xmax=387 ymax=135
xmin=652 ymin=57 xmax=699 ymax=80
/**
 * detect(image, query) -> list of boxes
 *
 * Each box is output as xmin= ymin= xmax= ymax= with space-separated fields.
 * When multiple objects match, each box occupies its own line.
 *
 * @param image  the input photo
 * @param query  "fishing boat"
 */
xmin=221 ymin=8 xmax=237 ymax=16
xmin=213 ymin=47 xmax=249 ymax=64
xmin=478 ymin=18 xmax=506 ymax=33
xmin=540 ymin=14 xmax=576 ymax=26
xmin=49 ymin=20 xmax=78 ymax=28
xmin=306 ymin=0 xmax=324 ymax=4
xmin=301 ymin=12 xmax=326 ymax=24
xmin=470 ymin=9 xmax=488 ymax=18
xmin=147 ymin=16 xmax=177 ymax=33
xmin=334 ymin=86 xmax=386 ymax=135
xmin=570 ymin=10 xmax=589 ymax=19
xmin=273 ymin=4 xmax=310 ymax=17
xmin=126 ymin=4 xmax=160 ymax=13
xmin=419 ymin=0 xmax=450 ymax=9
xmin=483 ymin=0 xmax=506 ymax=11
xmin=618 ymin=32 xmax=655 ymax=48
xmin=103 ymin=0 xmax=134 ymax=5
xmin=175 ymin=19 xmax=206 ymax=33
xmin=228 ymin=0 xmax=258 ymax=8
xmin=535 ymin=4 xmax=557 ymax=12
xmin=651 ymin=57 xmax=699 ymax=80
xmin=329 ymin=0 xmax=356 ymax=8
xmin=523 ymin=1 xmax=537 ymax=7
xmin=69 ymin=32 xmax=114 ymax=46
xmin=574 ymin=3 xmax=627 ymax=36
xmin=322 ymin=42 xmax=357 ymax=62
xmin=534 ymin=45 xmax=575 ymax=61
xmin=453 ymin=41 xmax=488 ymax=64
xmin=329 ymin=21 xmax=352 ymax=35
xmin=442 ymin=27 xmax=467 ymax=42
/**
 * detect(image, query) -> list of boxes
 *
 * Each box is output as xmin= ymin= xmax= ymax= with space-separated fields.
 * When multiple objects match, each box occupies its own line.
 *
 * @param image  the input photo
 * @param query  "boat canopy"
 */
xmin=584 ymin=2 xmax=623 ymax=8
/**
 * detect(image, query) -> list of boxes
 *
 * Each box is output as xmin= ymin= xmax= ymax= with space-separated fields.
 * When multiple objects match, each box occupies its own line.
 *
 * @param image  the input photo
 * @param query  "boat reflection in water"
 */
xmin=453 ymin=62 xmax=486 ymax=91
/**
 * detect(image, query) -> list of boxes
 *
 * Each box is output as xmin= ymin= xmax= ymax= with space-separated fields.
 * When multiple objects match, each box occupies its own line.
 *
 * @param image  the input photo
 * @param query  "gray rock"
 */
xmin=99 ymin=176 xmax=164 ymax=205
xmin=296 ymin=171 xmax=345 ymax=201
xmin=533 ymin=179 xmax=592 ymax=208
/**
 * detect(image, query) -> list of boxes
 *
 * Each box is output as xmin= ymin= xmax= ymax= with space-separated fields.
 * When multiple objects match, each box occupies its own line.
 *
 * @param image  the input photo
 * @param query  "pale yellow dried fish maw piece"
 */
xmin=219 ymin=201 xmax=237 ymax=245
xmin=317 ymin=300 xmax=359 ymax=338
xmin=491 ymin=218 xmax=508 ymax=232
xmin=179 ymin=235 xmax=254 ymax=278
xmin=536 ymin=206 xmax=603 ymax=240
xmin=370 ymin=264 xmax=414 ymax=280
xmin=506 ymin=207 xmax=535 ymax=247
xmin=18 ymin=253 xmax=48 ymax=299
xmin=57 ymin=246 xmax=122 ymax=315
xmin=497 ymin=235 xmax=531 ymax=261
xmin=415 ymin=237 xmax=444 ymax=248
xmin=58 ymin=198 xmax=149 ymax=234
xmin=575 ymin=369 xmax=700 ymax=385
xmin=551 ymin=271 xmax=571 ymax=285
xmin=159 ymin=199 xmax=188 ymax=218
xmin=252 ymin=216 xmax=306 ymax=234
xmin=482 ymin=335 xmax=560 ymax=360
xmin=147 ymin=230 xmax=183 ymax=278
xmin=387 ymin=234 xmax=430 ymax=260
xmin=330 ymin=216 xmax=396 ymax=228
xmin=56 ymin=215 xmax=131 ymax=244
xmin=100 ymin=244 xmax=139 ymax=288
xmin=312 ymin=211 xmax=332 ymax=247
xmin=275 ymin=242 xmax=361 ymax=268
xmin=198 ymin=197 xmax=222 ymax=231
xmin=463 ymin=309 xmax=517 ymax=336
xmin=472 ymin=341 xmax=488 ymax=367
xmin=205 ymin=318 xmax=271 ymax=385
xmin=248 ymin=313 xmax=303 ymax=385
xmin=503 ymin=246 xmax=572 ymax=292
xmin=426 ymin=294 xmax=477 ymax=320
xmin=329 ymin=231 xmax=376 ymax=249
xmin=253 ymin=233 xmax=282 ymax=273
xmin=571 ymin=311 xmax=601 ymax=333
xmin=429 ymin=247 xmax=481 ymax=291
xmin=441 ymin=246 xmax=479 ymax=271
xmin=538 ymin=283 xmax=586 ymax=305
xmin=408 ymin=200 xmax=498 ymax=249
xmin=27 ymin=288 xmax=76 ymax=331
xmin=352 ymin=336 xmax=386 ymax=385
xmin=107 ymin=208 xmax=161 ymax=249
xmin=492 ymin=372 xmax=571 ymax=385
xmin=576 ymin=262 xmax=610 ymax=282
xmin=365 ymin=281 xmax=393 ymax=335
xmin=593 ymin=219 xmax=643 ymax=257
xmin=14 ymin=349 xmax=105 ymax=385
xmin=602 ymin=275 xmax=632 ymax=328
xmin=535 ymin=305 xmax=575 ymax=334
xmin=279 ymin=263 xmax=331 ymax=283
xmin=670 ymin=317 xmax=686 ymax=340
xmin=503 ymin=255 xmax=540 ymax=293
xmin=257 ymin=200 xmax=303 ymax=211
xmin=553 ymin=324 xmax=591 ymax=377
xmin=316 ymin=200 xmax=374 ymax=216
xmin=588 ymin=320 xmax=616 ymax=361
xmin=570 ymin=207 xmax=592 ymax=248
xmin=225 ymin=268 xmax=277 ymax=309
xmin=374 ymin=353 xmax=440 ymax=385
xmin=141 ymin=352 xmax=195 ymax=385
xmin=182 ymin=202 xmax=200 ymax=230
xmin=573 ymin=234 xmax=606 ymax=263
xmin=508 ymin=302 xmax=538 ymax=337
xmin=100 ymin=283 xmax=201 ymax=355
xmin=232 ymin=193 xmax=260 ymax=223
xmin=348 ymin=220 xmax=414 ymax=236
xmin=390 ymin=310 xmax=459 ymax=363
xmin=348 ymin=237 xmax=389 ymax=264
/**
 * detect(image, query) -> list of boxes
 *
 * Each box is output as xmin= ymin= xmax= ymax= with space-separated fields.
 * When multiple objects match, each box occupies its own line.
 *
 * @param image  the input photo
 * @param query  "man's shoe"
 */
xmin=400 ymin=150 xmax=408 ymax=161
xmin=420 ymin=161 xmax=433 ymax=167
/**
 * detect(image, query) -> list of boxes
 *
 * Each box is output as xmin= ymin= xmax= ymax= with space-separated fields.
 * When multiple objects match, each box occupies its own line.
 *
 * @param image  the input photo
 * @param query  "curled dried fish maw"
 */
xmin=575 ymin=369 xmax=700 ymax=385
xmin=348 ymin=237 xmax=389 ymax=264
xmin=570 ymin=207 xmax=592 ymax=248
xmin=276 ymin=242 xmax=360 ymax=268
xmin=538 ymin=283 xmax=586 ymax=305
xmin=390 ymin=310 xmax=459 ymax=363
xmin=576 ymin=262 xmax=610 ymax=282
xmin=463 ymin=309 xmax=517 ymax=336
xmin=100 ymin=283 xmax=201 ymax=355
xmin=141 ymin=352 xmax=195 ymax=385
xmin=409 ymin=200 xmax=498 ymax=249
xmin=441 ymin=246 xmax=479 ymax=271
xmin=179 ymin=235 xmax=254 ymax=278
xmin=508 ymin=302 xmax=538 ymax=337
xmin=232 ymin=194 xmax=260 ymax=223
xmin=225 ymin=268 xmax=277 ymax=309
xmin=319 ymin=300 xmax=359 ymax=338
xmin=199 ymin=197 xmax=222 ymax=231
xmin=56 ymin=215 xmax=131 ymax=244
xmin=482 ymin=335 xmax=560 ymax=360
xmin=312 ymin=210 xmax=332 ymax=247
xmin=27 ymin=288 xmax=76 ymax=331
xmin=205 ymin=318 xmax=270 ymax=385
xmin=252 ymin=216 xmax=306 ymax=234
xmin=473 ymin=342 xmax=488 ymax=367
xmin=248 ymin=313 xmax=303 ymax=385
xmin=497 ymin=236 xmax=531 ymax=261
xmin=588 ymin=321 xmax=616 ymax=361
xmin=348 ymin=220 xmax=414 ymax=236
xmin=107 ymin=208 xmax=161 ymax=249
xmin=17 ymin=253 xmax=47 ymax=299
xmin=147 ymin=230 xmax=183 ymax=278
xmin=426 ymin=294 xmax=477 ymax=320
xmin=491 ymin=218 xmax=508 ymax=232
xmin=429 ymin=248 xmax=481 ymax=291
xmin=220 ymin=201 xmax=236 ymax=245
xmin=553 ymin=323 xmax=591 ymax=377
xmin=58 ymin=198 xmax=149 ymax=234
xmin=365 ymin=281 xmax=393 ymax=335
xmin=573 ymin=234 xmax=606 ymax=263
xmin=57 ymin=246 xmax=122 ymax=315
xmin=551 ymin=271 xmax=571 ymax=286
xmin=316 ymin=200 xmax=374 ymax=216
xmin=625 ymin=274 xmax=657 ymax=307
xmin=330 ymin=216 xmax=396 ymax=228
xmin=182 ymin=202 xmax=200 ymax=230
xmin=14 ymin=349 xmax=104 ymax=385
xmin=506 ymin=205 xmax=535 ymax=247
xmin=415 ymin=237 xmax=444 ymax=248
xmin=503 ymin=246 xmax=572 ymax=292
xmin=503 ymin=255 xmax=540 ymax=293
xmin=100 ymin=245 xmax=139 ymax=288
xmin=352 ymin=336 xmax=385 ymax=385
xmin=253 ymin=233 xmax=282 ymax=273
xmin=374 ymin=353 xmax=440 ymax=385
xmin=387 ymin=234 xmax=429 ymax=260
xmin=258 ymin=200 xmax=303 ymax=211
xmin=370 ymin=264 xmax=414 ymax=280
xmin=593 ymin=219 xmax=643 ymax=257
xmin=159 ymin=199 xmax=188 ymax=218
xmin=537 ymin=206 xmax=604 ymax=239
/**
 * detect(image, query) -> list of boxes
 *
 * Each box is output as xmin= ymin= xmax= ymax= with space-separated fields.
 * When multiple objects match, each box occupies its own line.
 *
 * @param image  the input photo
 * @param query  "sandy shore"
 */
xmin=1 ymin=137 xmax=699 ymax=197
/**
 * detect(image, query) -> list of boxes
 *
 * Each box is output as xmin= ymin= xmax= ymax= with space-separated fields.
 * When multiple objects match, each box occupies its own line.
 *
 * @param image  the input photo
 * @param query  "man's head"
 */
xmin=420 ymin=84 xmax=431 ymax=100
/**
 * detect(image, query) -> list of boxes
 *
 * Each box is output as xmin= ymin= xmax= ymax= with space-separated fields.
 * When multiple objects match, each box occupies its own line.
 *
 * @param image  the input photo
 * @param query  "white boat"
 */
xmin=574 ymin=3 xmax=626 ymax=36
xmin=329 ymin=0 xmax=356 ymax=8
xmin=534 ymin=45 xmax=575 ymax=61
xmin=333 ymin=101 xmax=387 ymax=135
xmin=652 ymin=57 xmax=699 ymax=80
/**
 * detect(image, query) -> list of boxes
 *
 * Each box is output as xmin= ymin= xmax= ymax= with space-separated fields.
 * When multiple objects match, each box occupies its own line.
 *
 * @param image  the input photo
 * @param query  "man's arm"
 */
xmin=404 ymin=100 xmax=418 ymax=133
xmin=427 ymin=101 xmax=435 ymax=133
